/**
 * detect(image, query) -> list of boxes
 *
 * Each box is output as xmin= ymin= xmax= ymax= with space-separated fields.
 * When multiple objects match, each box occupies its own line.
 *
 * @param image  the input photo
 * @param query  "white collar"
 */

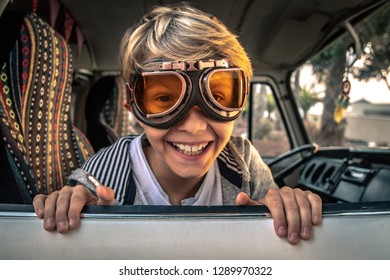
xmin=130 ymin=134 xmax=222 ymax=205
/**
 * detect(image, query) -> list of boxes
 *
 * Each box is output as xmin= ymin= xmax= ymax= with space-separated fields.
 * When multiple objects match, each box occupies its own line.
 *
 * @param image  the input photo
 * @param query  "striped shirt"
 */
xmin=68 ymin=134 xmax=277 ymax=205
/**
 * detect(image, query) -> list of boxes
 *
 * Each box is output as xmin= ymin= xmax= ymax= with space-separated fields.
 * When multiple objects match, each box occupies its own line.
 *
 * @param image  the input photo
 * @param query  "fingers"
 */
xmin=294 ymin=189 xmax=313 ymax=240
xmin=66 ymin=185 xmax=115 ymax=230
xmin=33 ymin=194 xmax=47 ymax=218
xmin=54 ymin=186 xmax=74 ymax=233
xmin=85 ymin=173 xmax=115 ymax=205
xmin=263 ymin=187 xmax=322 ymax=245
xmin=42 ymin=191 xmax=60 ymax=232
xmin=36 ymin=184 xmax=100 ymax=233
xmin=60 ymin=185 xmax=94 ymax=232
xmin=307 ymin=191 xmax=322 ymax=225
xmin=96 ymin=185 xmax=116 ymax=205
xmin=235 ymin=192 xmax=261 ymax=206
xmin=263 ymin=189 xmax=289 ymax=240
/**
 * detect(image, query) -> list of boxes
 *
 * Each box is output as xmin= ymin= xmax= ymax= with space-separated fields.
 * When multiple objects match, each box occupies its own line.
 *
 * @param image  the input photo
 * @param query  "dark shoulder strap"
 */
xmin=123 ymin=170 xmax=136 ymax=205
xmin=217 ymin=144 xmax=243 ymax=189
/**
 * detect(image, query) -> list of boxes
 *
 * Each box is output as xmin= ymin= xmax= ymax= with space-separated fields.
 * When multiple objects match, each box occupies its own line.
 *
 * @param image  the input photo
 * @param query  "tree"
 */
xmin=299 ymin=85 xmax=321 ymax=120
xmin=266 ymin=92 xmax=276 ymax=119
xmin=307 ymin=3 xmax=390 ymax=146
xmin=352 ymin=4 xmax=390 ymax=90
xmin=310 ymin=40 xmax=347 ymax=146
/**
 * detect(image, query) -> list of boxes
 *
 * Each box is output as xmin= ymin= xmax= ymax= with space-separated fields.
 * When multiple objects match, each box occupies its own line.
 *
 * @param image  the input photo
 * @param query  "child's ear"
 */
xmin=122 ymin=100 xmax=145 ymax=128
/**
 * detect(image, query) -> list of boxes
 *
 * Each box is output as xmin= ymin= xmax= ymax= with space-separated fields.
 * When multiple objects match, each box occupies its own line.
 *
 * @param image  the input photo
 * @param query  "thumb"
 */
xmin=235 ymin=192 xmax=262 ymax=206
xmin=96 ymin=185 xmax=115 ymax=205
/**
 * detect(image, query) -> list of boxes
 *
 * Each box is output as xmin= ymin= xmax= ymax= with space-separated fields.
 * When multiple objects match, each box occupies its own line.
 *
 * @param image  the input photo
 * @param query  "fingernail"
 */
xmin=57 ymin=221 xmax=68 ymax=233
xmin=302 ymin=227 xmax=312 ymax=238
xmin=101 ymin=185 xmax=108 ymax=195
xmin=36 ymin=209 xmax=44 ymax=218
xmin=277 ymin=226 xmax=287 ymax=236
xmin=69 ymin=218 xmax=76 ymax=228
xmin=289 ymin=232 xmax=299 ymax=243
xmin=313 ymin=215 xmax=322 ymax=224
xmin=44 ymin=218 xmax=55 ymax=228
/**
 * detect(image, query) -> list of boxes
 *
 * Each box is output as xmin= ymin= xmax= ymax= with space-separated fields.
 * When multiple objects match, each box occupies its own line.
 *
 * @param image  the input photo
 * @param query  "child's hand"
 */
xmin=33 ymin=184 xmax=115 ymax=233
xmin=235 ymin=187 xmax=322 ymax=245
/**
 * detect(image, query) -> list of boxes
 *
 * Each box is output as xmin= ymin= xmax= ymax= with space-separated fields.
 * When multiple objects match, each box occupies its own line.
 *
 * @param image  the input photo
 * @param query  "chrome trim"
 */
xmin=1 ymin=210 xmax=390 ymax=219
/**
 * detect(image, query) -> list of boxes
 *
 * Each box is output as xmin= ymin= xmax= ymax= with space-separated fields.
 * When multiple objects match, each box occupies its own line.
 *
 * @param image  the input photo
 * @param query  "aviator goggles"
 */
xmin=126 ymin=59 xmax=248 ymax=129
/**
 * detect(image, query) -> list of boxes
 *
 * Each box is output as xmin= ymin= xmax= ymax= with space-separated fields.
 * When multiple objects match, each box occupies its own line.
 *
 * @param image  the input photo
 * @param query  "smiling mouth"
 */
xmin=170 ymin=142 xmax=210 ymax=156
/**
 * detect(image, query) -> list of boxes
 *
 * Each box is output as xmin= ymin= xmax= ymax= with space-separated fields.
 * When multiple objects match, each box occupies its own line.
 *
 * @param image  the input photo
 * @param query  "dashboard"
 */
xmin=297 ymin=148 xmax=390 ymax=203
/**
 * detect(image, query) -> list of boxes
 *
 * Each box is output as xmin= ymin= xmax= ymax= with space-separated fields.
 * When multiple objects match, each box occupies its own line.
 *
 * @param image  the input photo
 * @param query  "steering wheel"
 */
xmin=267 ymin=143 xmax=319 ymax=185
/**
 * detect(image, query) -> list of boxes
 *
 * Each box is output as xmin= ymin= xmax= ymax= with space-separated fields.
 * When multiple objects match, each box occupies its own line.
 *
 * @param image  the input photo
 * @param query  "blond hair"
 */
xmin=119 ymin=2 xmax=252 ymax=83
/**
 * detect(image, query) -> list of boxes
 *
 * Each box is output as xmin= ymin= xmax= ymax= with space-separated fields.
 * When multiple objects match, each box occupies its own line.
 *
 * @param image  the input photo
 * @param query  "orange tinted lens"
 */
xmin=208 ymin=70 xmax=244 ymax=108
xmin=134 ymin=74 xmax=184 ymax=114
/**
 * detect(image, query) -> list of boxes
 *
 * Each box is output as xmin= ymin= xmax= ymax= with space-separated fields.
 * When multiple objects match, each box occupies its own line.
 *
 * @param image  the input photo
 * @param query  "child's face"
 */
xmin=139 ymin=109 xmax=234 ymax=180
xmin=124 ymin=59 xmax=245 ymax=180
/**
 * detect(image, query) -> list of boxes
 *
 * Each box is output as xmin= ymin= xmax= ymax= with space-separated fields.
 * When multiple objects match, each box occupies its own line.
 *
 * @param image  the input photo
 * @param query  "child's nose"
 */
xmin=175 ymin=106 xmax=207 ymax=134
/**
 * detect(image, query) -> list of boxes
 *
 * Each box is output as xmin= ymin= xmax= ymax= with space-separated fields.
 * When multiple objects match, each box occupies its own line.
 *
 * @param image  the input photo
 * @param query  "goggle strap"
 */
xmin=142 ymin=59 xmax=230 ymax=72
xmin=125 ymin=83 xmax=134 ymax=104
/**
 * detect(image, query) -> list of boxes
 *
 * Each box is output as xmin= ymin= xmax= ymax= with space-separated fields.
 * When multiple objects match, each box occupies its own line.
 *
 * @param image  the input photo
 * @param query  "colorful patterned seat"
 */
xmin=0 ymin=12 xmax=94 ymax=203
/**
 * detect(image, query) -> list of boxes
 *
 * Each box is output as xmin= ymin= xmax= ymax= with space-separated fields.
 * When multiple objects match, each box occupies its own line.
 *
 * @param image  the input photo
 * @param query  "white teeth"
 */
xmin=172 ymin=142 xmax=209 ymax=155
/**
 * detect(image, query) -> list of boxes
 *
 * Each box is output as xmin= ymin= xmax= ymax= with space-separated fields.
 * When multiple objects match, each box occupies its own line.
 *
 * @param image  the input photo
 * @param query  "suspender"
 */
xmin=123 ymin=170 xmax=136 ymax=204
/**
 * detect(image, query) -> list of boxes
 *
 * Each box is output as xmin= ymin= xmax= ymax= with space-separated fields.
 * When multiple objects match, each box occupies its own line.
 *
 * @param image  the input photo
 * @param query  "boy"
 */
xmin=33 ymin=3 xmax=321 ymax=245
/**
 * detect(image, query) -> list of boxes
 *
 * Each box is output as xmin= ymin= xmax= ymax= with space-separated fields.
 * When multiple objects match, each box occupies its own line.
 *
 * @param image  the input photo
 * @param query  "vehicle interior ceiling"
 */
xmin=1 ymin=0 xmax=389 ymax=207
